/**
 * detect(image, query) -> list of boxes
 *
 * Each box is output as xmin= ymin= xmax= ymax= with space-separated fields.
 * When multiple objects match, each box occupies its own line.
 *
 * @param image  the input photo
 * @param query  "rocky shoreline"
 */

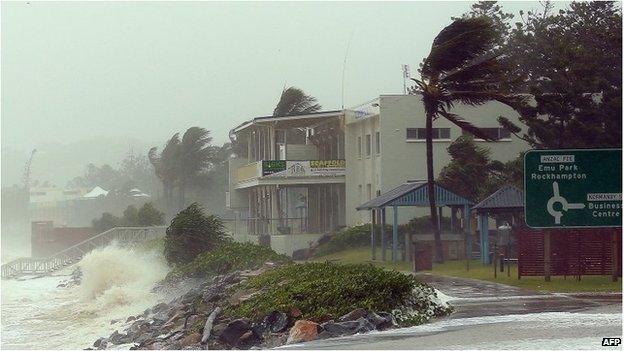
xmin=78 ymin=262 xmax=450 ymax=350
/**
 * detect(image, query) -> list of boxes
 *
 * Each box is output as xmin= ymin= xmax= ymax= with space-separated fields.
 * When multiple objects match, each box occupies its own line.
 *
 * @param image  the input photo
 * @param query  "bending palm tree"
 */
xmin=273 ymin=87 xmax=321 ymax=116
xmin=149 ymin=133 xmax=181 ymax=215
xmin=410 ymin=17 xmax=526 ymax=263
xmin=178 ymin=127 xmax=213 ymax=209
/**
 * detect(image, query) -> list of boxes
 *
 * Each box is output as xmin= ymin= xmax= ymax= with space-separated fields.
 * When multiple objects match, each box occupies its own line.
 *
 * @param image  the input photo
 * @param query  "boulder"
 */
xmin=93 ymin=337 xmax=107 ymax=349
xmin=338 ymin=308 xmax=368 ymax=322
xmin=184 ymin=314 xmax=200 ymax=330
xmin=126 ymin=316 xmax=136 ymax=323
xmin=366 ymin=311 xmax=394 ymax=330
xmin=179 ymin=333 xmax=202 ymax=348
xmin=109 ymin=330 xmax=130 ymax=345
xmin=218 ymin=319 xmax=252 ymax=347
xmin=262 ymin=311 xmax=289 ymax=333
xmin=237 ymin=330 xmax=262 ymax=349
xmin=289 ymin=307 xmax=302 ymax=319
xmin=321 ymin=317 xmax=375 ymax=337
xmin=286 ymin=320 xmax=319 ymax=344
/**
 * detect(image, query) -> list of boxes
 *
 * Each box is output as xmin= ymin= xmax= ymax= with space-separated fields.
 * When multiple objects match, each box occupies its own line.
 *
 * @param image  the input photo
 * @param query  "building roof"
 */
xmin=356 ymin=181 xmax=473 ymax=210
xmin=231 ymin=110 xmax=343 ymax=134
xmin=83 ymin=186 xmax=108 ymax=198
xmin=472 ymin=185 xmax=524 ymax=212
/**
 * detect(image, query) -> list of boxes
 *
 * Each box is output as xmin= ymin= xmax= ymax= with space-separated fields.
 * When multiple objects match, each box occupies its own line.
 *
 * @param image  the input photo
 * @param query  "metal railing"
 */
xmin=1 ymin=226 xmax=166 ymax=279
xmin=245 ymin=217 xmax=311 ymax=235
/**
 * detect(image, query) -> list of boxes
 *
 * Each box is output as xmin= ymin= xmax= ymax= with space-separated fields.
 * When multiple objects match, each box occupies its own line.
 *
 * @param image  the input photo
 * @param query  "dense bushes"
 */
xmin=227 ymin=262 xmax=423 ymax=321
xmin=313 ymin=216 xmax=453 ymax=258
xmin=167 ymin=240 xmax=291 ymax=280
xmin=92 ymin=202 xmax=165 ymax=232
xmin=164 ymin=203 xmax=226 ymax=266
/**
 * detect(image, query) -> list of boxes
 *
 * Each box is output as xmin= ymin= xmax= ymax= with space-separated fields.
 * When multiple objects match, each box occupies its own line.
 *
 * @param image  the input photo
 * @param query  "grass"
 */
xmin=313 ymin=246 xmax=622 ymax=293
xmin=225 ymin=262 xmax=450 ymax=326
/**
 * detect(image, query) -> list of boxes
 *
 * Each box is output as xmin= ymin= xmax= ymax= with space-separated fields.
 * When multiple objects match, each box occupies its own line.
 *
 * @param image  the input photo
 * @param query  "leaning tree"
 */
xmin=410 ymin=17 xmax=526 ymax=263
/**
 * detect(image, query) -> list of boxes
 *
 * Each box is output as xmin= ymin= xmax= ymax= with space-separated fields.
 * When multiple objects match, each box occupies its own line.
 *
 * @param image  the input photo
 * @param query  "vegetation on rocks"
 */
xmin=226 ymin=262 xmax=449 ymax=325
xmin=167 ymin=240 xmax=291 ymax=280
xmin=164 ymin=203 xmax=226 ymax=265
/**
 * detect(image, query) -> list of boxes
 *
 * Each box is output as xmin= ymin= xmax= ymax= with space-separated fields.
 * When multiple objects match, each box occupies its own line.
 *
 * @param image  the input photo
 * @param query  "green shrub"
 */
xmin=164 ymin=203 xmax=226 ymax=266
xmin=137 ymin=202 xmax=165 ymax=226
xmin=226 ymin=262 xmax=420 ymax=321
xmin=92 ymin=202 xmax=165 ymax=232
xmin=167 ymin=240 xmax=291 ymax=280
xmin=313 ymin=217 xmax=454 ymax=258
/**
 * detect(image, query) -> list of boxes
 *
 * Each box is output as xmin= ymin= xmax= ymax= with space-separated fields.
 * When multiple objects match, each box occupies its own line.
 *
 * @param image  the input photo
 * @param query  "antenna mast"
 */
xmin=341 ymin=31 xmax=354 ymax=109
xmin=23 ymin=149 xmax=37 ymax=192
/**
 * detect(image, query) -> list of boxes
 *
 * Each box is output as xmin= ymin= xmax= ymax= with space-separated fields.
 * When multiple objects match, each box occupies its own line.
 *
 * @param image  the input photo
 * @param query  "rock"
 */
xmin=286 ymin=320 xmax=319 ymax=344
xmin=109 ymin=330 xmax=130 ymax=345
xmin=93 ymin=337 xmax=107 ymax=349
xmin=179 ymin=333 xmax=202 ymax=348
xmin=338 ymin=308 xmax=368 ymax=322
xmin=184 ymin=314 xmax=199 ymax=330
xmin=262 ymin=311 xmax=289 ymax=333
xmin=289 ymin=307 xmax=302 ymax=318
xmin=110 ymin=319 xmax=119 ymax=325
xmin=237 ymin=330 xmax=262 ymax=349
xmin=218 ymin=319 xmax=252 ymax=347
xmin=126 ymin=316 xmax=136 ymax=323
xmin=320 ymin=317 xmax=374 ymax=337
xmin=366 ymin=311 xmax=394 ymax=330
xmin=152 ymin=302 xmax=169 ymax=313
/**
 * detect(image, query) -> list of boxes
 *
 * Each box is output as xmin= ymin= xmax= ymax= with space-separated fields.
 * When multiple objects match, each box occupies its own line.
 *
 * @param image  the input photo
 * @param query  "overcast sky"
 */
xmin=1 ymin=1 xmax=566 ymax=185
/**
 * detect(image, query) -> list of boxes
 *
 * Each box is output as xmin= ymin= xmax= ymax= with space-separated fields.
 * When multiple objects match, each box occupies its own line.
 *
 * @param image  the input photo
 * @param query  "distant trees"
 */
xmin=92 ymin=202 xmax=165 ymax=232
xmin=68 ymin=152 xmax=157 ymax=195
xmin=438 ymin=136 xmax=523 ymax=202
xmin=148 ymin=127 xmax=215 ymax=214
xmin=410 ymin=17 xmax=525 ymax=263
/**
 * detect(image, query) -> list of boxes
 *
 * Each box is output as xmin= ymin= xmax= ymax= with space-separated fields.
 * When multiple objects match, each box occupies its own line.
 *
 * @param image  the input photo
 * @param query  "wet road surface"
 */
xmin=281 ymin=274 xmax=622 ymax=350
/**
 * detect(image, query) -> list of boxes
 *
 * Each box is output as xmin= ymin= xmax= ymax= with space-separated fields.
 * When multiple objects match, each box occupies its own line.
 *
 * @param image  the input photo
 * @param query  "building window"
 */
xmin=406 ymin=128 xmax=451 ymax=141
xmin=358 ymin=185 xmax=363 ymax=202
xmin=468 ymin=127 xmax=512 ymax=140
xmin=366 ymin=184 xmax=372 ymax=200
xmin=375 ymin=131 xmax=380 ymax=154
xmin=357 ymin=136 xmax=362 ymax=158
xmin=365 ymin=134 xmax=371 ymax=157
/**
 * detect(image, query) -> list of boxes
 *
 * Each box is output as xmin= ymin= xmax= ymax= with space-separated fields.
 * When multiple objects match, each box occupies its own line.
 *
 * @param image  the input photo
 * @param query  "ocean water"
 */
xmin=1 ymin=244 xmax=169 ymax=349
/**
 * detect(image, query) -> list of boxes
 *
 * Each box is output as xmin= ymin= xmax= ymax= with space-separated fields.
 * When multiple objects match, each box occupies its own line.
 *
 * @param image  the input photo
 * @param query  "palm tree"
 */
xmin=410 ymin=17 xmax=526 ymax=263
xmin=272 ymin=87 xmax=321 ymax=224
xmin=148 ymin=133 xmax=181 ymax=214
xmin=178 ymin=127 xmax=213 ymax=209
xmin=273 ymin=87 xmax=322 ymax=116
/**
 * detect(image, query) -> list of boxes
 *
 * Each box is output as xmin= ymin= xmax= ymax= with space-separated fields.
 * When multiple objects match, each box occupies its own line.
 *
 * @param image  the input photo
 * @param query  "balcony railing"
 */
xmin=236 ymin=159 xmax=345 ymax=184
xmin=246 ymin=217 xmax=310 ymax=236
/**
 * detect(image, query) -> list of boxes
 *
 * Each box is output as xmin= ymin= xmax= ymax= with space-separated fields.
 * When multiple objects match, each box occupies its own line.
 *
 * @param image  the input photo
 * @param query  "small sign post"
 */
xmin=524 ymin=149 xmax=622 ymax=228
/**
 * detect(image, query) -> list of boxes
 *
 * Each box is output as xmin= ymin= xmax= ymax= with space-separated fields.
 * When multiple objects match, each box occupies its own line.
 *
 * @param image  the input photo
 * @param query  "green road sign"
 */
xmin=524 ymin=149 xmax=622 ymax=228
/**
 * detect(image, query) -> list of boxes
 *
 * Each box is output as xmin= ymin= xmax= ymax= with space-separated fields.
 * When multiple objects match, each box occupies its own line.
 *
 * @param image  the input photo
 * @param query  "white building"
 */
xmin=227 ymin=94 xmax=530 ymax=256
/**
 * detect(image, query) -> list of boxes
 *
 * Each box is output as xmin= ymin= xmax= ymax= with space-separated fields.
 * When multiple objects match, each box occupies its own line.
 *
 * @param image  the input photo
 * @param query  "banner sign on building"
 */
xmin=262 ymin=160 xmax=345 ymax=177
xmin=524 ymin=149 xmax=622 ymax=228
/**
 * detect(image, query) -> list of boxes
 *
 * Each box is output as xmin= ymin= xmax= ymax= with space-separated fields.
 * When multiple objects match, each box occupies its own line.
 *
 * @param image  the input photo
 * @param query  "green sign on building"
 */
xmin=524 ymin=149 xmax=622 ymax=228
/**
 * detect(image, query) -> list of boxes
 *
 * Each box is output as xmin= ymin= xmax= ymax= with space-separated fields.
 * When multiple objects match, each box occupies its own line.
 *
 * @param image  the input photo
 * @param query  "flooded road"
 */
xmin=282 ymin=274 xmax=622 ymax=350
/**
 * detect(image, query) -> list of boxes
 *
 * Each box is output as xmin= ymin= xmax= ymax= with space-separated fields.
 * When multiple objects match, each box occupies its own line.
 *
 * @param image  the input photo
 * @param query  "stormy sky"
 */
xmin=1 ymin=1 xmax=565 ymax=186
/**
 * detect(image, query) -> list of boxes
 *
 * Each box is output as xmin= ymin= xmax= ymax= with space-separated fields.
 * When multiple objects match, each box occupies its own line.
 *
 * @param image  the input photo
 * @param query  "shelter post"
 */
xmin=479 ymin=213 xmax=490 ymax=264
xmin=370 ymin=209 xmax=376 ymax=260
xmin=392 ymin=205 xmax=398 ymax=264
xmin=381 ymin=208 xmax=387 ymax=262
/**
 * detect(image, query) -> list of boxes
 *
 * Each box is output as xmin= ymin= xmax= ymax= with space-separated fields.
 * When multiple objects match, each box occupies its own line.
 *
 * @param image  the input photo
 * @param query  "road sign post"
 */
xmin=524 ymin=149 xmax=622 ymax=228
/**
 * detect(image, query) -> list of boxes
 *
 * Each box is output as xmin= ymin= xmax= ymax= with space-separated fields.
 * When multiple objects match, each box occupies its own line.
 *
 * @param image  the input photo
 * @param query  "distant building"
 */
xmin=227 ymin=94 xmax=530 ymax=256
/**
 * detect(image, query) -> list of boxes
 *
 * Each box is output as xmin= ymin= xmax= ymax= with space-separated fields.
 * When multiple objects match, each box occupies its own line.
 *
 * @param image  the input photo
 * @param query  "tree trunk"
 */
xmin=425 ymin=111 xmax=444 ymax=263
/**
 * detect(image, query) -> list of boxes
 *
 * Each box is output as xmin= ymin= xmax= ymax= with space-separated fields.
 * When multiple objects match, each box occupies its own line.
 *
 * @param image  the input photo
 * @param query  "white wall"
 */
xmin=345 ymin=94 xmax=530 ymax=226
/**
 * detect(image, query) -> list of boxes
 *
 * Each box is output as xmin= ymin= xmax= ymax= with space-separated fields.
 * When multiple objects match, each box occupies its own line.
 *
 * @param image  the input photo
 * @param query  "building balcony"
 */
xmin=233 ymin=159 xmax=346 ymax=189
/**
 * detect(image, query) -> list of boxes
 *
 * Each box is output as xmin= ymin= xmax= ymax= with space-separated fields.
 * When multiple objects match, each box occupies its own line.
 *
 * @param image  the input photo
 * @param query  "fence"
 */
xmin=1 ymin=226 xmax=166 ymax=279
xmin=517 ymin=227 xmax=621 ymax=280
